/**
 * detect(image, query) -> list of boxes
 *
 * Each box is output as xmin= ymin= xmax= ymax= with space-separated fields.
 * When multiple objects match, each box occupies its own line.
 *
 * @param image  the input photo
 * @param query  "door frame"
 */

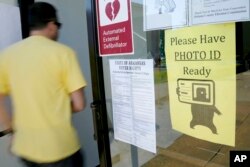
xmin=18 ymin=0 xmax=34 ymax=38
xmin=86 ymin=0 xmax=112 ymax=167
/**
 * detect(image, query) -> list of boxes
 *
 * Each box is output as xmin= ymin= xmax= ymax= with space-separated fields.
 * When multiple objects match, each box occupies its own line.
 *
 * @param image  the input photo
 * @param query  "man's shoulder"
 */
xmin=0 ymin=37 xmax=76 ymax=59
xmin=0 ymin=40 xmax=23 ymax=59
xmin=47 ymin=40 xmax=75 ymax=56
xmin=26 ymin=36 xmax=74 ymax=55
xmin=54 ymin=42 xmax=74 ymax=52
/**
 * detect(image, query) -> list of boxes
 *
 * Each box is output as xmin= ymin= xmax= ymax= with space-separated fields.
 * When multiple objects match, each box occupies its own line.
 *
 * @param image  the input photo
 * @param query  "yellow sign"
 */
xmin=165 ymin=23 xmax=236 ymax=146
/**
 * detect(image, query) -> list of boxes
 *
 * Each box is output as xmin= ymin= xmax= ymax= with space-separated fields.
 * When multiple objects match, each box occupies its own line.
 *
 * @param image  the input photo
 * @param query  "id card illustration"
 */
xmin=177 ymin=79 xmax=215 ymax=106
xmin=99 ymin=0 xmax=128 ymax=26
xmin=176 ymin=79 xmax=221 ymax=134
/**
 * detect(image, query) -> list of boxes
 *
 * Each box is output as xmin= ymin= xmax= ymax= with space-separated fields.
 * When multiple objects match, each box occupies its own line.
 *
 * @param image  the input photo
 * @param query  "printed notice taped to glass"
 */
xmin=110 ymin=59 xmax=156 ymax=153
xmin=143 ymin=0 xmax=188 ymax=31
xmin=190 ymin=0 xmax=250 ymax=25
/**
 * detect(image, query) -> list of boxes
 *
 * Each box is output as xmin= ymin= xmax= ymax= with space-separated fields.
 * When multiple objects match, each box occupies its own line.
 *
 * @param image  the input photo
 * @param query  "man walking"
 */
xmin=0 ymin=2 xmax=86 ymax=167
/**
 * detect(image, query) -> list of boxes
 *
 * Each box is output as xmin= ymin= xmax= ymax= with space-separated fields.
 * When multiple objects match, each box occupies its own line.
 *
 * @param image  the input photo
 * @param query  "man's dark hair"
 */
xmin=28 ymin=2 xmax=59 ymax=30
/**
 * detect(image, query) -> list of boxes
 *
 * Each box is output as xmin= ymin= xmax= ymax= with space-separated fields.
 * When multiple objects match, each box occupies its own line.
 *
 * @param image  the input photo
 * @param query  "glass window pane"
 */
xmin=102 ymin=1 xmax=250 ymax=167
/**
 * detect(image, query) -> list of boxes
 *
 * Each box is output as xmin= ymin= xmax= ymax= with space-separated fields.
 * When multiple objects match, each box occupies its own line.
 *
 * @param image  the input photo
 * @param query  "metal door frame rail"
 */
xmin=0 ymin=129 xmax=13 ymax=137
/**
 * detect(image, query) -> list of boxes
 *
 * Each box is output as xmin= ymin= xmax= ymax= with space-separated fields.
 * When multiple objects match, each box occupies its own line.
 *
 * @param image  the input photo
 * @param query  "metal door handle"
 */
xmin=0 ymin=129 xmax=12 ymax=137
xmin=91 ymin=101 xmax=101 ymax=140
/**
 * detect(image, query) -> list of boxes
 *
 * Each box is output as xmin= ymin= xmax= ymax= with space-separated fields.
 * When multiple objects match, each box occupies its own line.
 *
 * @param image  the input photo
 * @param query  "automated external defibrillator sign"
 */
xmin=165 ymin=23 xmax=236 ymax=146
xmin=96 ymin=0 xmax=134 ymax=56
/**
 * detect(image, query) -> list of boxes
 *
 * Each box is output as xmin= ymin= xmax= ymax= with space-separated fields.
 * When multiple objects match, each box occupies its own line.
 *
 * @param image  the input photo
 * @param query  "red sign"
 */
xmin=96 ymin=0 xmax=134 ymax=56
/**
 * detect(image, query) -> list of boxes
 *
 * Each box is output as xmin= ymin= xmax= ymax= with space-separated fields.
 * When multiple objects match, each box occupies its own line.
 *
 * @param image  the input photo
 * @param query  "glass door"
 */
xmin=87 ymin=1 xmax=180 ymax=166
xmin=87 ymin=1 xmax=250 ymax=167
xmin=100 ymin=2 xmax=181 ymax=166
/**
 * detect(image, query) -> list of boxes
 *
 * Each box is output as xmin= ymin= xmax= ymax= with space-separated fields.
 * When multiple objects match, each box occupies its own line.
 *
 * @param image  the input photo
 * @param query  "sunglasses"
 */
xmin=45 ymin=19 xmax=62 ymax=29
xmin=53 ymin=21 xmax=62 ymax=29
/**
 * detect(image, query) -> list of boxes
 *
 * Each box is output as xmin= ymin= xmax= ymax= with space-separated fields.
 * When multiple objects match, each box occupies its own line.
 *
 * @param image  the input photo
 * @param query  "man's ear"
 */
xmin=45 ymin=21 xmax=58 ymax=40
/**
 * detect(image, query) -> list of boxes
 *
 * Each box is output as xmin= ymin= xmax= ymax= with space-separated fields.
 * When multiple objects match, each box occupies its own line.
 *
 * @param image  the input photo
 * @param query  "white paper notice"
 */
xmin=0 ymin=3 xmax=22 ymax=50
xmin=110 ymin=59 xmax=156 ymax=153
xmin=190 ymin=0 xmax=250 ymax=25
xmin=143 ymin=0 xmax=188 ymax=31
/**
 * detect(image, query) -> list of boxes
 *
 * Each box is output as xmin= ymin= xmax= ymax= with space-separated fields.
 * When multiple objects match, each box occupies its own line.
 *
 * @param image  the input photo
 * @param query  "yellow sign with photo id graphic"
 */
xmin=165 ymin=23 xmax=236 ymax=146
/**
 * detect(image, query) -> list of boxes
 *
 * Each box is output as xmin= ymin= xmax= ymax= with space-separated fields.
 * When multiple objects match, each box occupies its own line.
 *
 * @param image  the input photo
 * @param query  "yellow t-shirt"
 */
xmin=0 ymin=36 xmax=87 ymax=162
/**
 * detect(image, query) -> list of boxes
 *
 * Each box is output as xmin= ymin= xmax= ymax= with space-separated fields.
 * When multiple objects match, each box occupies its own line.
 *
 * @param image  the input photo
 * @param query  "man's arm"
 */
xmin=70 ymin=88 xmax=86 ymax=113
xmin=0 ymin=94 xmax=12 ymax=131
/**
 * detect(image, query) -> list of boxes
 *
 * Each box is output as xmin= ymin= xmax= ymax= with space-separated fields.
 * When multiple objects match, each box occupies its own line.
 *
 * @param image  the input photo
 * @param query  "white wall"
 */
xmin=0 ymin=0 xmax=17 ymax=6
xmin=0 ymin=2 xmax=22 ymax=167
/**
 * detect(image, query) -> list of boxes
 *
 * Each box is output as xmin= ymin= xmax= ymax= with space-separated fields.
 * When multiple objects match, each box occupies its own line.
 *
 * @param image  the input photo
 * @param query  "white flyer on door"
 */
xmin=143 ymin=0 xmax=250 ymax=30
xmin=143 ymin=0 xmax=188 ymax=31
xmin=190 ymin=0 xmax=250 ymax=25
xmin=110 ymin=59 xmax=156 ymax=153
